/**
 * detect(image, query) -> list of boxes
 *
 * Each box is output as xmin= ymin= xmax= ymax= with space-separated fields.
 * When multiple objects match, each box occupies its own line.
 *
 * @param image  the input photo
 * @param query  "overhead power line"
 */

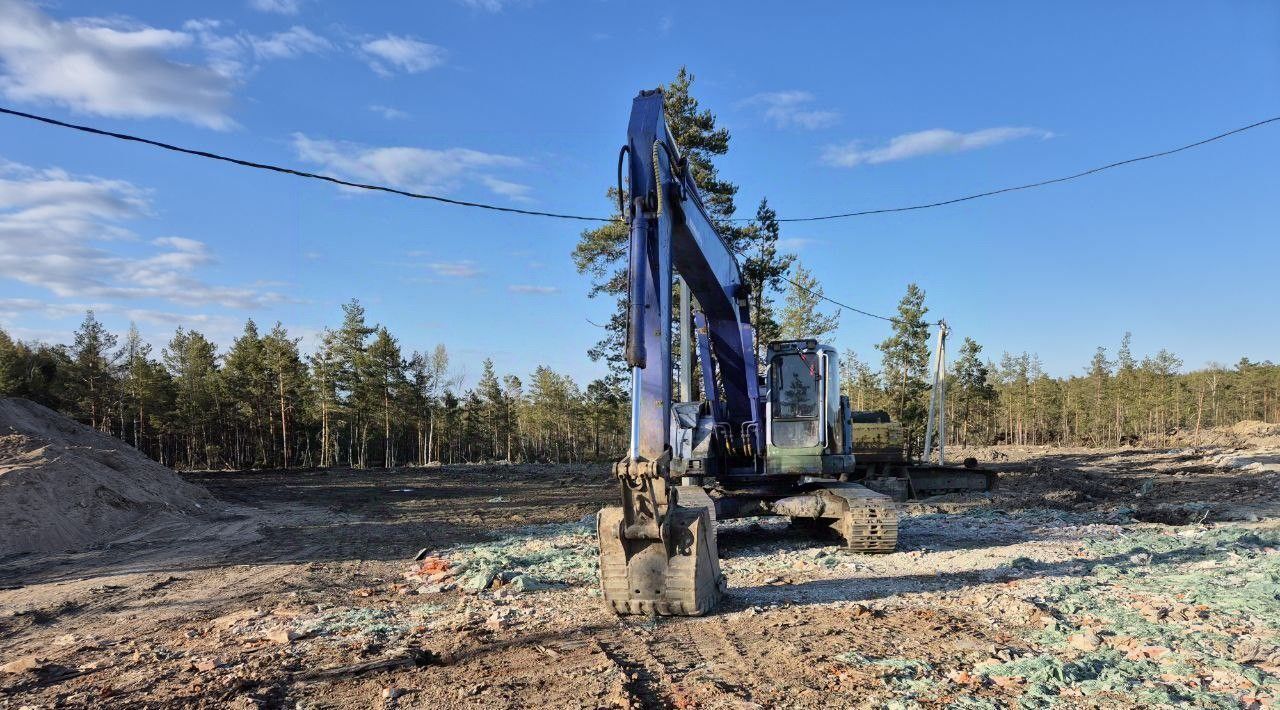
xmin=2 ymin=106 xmax=1276 ymax=225
xmin=777 ymin=273 xmax=918 ymax=325
xmin=0 ymin=107 xmax=611 ymax=223
xmin=762 ymin=115 xmax=1280 ymax=222
xmin=2 ymin=105 xmax=1275 ymax=329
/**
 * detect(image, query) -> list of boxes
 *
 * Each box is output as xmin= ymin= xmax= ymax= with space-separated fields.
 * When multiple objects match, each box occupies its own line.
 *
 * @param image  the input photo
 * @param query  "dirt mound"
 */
xmin=0 ymin=398 xmax=219 ymax=556
xmin=1148 ymin=420 xmax=1280 ymax=449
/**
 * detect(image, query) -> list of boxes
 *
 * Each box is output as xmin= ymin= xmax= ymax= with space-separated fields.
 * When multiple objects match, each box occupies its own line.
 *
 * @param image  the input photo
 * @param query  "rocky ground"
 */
xmin=1 ymin=439 xmax=1279 ymax=709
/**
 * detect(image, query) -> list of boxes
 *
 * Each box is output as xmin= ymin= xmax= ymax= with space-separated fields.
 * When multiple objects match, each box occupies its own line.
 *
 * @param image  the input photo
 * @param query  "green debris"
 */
xmin=1082 ymin=526 xmax=1280 ymax=626
xmin=445 ymin=520 xmax=597 ymax=590
xmin=980 ymin=649 xmax=1247 ymax=708
xmin=300 ymin=607 xmax=410 ymax=639
xmin=834 ymin=653 xmax=940 ymax=703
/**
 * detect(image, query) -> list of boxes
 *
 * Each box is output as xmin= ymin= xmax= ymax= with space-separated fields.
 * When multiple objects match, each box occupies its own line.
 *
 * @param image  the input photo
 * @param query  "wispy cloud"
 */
xmin=822 ymin=127 xmax=1054 ymax=167
xmin=508 ymin=284 xmax=558 ymax=294
xmin=457 ymin=0 xmax=509 ymax=11
xmin=0 ymin=0 xmax=236 ymax=128
xmin=361 ymin=34 xmax=446 ymax=75
xmin=429 ymin=261 xmax=482 ymax=278
xmin=775 ymin=237 xmax=821 ymax=252
xmin=0 ymin=160 xmax=289 ymax=309
xmin=291 ymin=133 xmax=528 ymax=199
xmin=369 ymin=104 xmax=409 ymax=120
xmin=246 ymin=25 xmax=329 ymax=60
xmin=480 ymin=176 xmax=534 ymax=203
xmin=248 ymin=0 xmax=304 ymax=15
xmin=741 ymin=91 xmax=839 ymax=130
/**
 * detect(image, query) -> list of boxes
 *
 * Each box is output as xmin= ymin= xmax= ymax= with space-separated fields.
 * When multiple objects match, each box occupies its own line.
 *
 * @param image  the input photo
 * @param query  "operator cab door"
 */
xmin=766 ymin=342 xmax=826 ymax=450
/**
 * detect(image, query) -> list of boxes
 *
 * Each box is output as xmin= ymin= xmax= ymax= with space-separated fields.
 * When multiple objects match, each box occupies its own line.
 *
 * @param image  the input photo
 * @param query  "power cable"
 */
xmin=0 ymin=107 xmax=611 ymax=222
xmin=760 ymin=115 xmax=1280 ymax=222
xmin=3 ymin=105 xmax=1275 ymax=328
xmin=2 ymin=106 xmax=1275 ymax=224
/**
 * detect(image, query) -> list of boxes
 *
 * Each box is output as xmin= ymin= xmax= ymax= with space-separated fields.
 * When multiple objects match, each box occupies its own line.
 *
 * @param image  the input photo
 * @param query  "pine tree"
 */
xmin=950 ymin=337 xmax=995 ymax=446
xmin=224 ymin=319 xmax=274 ymax=467
xmin=742 ymin=198 xmax=796 ymax=359
xmin=70 ymin=310 xmax=119 ymax=430
xmin=309 ymin=328 xmax=342 ymax=467
xmin=573 ymin=67 xmax=739 ymax=377
xmin=118 ymin=323 xmax=171 ymax=455
xmin=261 ymin=323 xmax=305 ymax=467
xmin=1087 ymin=346 xmax=1112 ymax=445
xmin=779 ymin=262 xmax=840 ymax=341
xmin=163 ymin=328 xmax=221 ymax=468
xmin=476 ymin=359 xmax=506 ymax=460
xmin=363 ymin=326 xmax=407 ymax=468
xmin=876 ymin=284 xmax=931 ymax=457
xmin=336 ymin=300 xmax=375 ymax=466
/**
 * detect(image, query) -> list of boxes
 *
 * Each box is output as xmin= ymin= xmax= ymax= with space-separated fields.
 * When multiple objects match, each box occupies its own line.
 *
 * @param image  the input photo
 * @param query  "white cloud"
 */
xmin=741 ymin=91 xmax=839 ymax=130
xmin=508 ymin=284 xmax=558 ymax=294
xmin=480 ymin=176 xmax=534 ymax=203
xmin=0 ymin=0 xmax=236 ymax=128
xmin=429 ymin=261 xmax=482 ymax=278
xmin=775 ymin=237 xmax=820 ymax=252
xmin=291 ymin=133 xmax=528 ymax=199
xmin=180 ymin=19 xmax=329 ymax=76
xmin=361 ymin=35 xmax=446 ymax=75
xmin=369 ymin=104 xmax=409 ymax=120
xmin=458 ymin=0 xmax=507 ymax=11
xmin=822 ymin=127 xmax=1054 ymax=167
xmin=248 ymin=25 xmax=329 ymax=60
xmin=248 ymin=0 xmax=304 ymax=15
xmin=0 ymin=160 xmax=287 ymax=310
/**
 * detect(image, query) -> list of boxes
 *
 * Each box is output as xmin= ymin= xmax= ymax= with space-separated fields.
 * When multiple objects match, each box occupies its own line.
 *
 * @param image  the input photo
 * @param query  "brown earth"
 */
xmin=2 ymin=443 xmax=1279 ymax=709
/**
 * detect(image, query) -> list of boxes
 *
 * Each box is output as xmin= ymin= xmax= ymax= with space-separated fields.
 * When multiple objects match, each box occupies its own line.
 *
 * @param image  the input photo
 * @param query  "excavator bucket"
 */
xmin=597 ymin=503 xmax=724 ymax=616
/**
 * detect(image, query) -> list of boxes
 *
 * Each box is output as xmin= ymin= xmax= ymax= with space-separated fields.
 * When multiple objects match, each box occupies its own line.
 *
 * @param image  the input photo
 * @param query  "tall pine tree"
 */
xmin=572 ymin=67 xmax=740 ymax=378
xmin=779 ymin=262 xmax=840 ymax=342
xmin=876 ymin=284 xmax=931 ymax=457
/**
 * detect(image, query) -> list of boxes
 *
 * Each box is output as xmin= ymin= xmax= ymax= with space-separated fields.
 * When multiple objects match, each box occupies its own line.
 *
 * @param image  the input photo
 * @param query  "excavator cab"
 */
xmin=762 ymin=340 xmax=855 ymax=475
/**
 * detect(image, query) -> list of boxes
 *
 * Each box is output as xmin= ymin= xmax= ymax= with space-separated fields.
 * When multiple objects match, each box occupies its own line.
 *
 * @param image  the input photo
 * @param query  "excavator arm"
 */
xmin=598 ymin=88 xmax=760 ymax=616
xmin=622 ymin=88 xmax=761 ymax=462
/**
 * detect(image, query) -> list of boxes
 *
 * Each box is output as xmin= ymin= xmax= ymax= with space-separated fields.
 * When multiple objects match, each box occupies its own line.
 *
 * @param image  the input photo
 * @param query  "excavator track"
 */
xmin=815 ymin=483 xmax=898 ymax=553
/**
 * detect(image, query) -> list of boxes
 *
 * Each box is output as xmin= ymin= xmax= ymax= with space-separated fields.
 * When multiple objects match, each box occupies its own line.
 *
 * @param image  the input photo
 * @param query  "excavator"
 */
xmin=597 ymin=89 xmax=899 ymax=616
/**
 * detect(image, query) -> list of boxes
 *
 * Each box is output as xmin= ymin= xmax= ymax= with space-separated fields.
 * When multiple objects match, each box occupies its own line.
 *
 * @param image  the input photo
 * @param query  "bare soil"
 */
xmin=2 ymin=445 xmax=1278 ymax=709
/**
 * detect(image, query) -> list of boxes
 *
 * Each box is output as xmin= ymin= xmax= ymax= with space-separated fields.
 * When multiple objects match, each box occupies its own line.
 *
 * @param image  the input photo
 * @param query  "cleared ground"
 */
xmin=1 ymin=446 xmax=1278 ymax=709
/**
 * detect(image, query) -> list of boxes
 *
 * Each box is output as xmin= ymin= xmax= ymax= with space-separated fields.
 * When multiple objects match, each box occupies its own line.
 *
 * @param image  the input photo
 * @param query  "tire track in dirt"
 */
xmin=592 ymin=626 xmax=685 ymax=710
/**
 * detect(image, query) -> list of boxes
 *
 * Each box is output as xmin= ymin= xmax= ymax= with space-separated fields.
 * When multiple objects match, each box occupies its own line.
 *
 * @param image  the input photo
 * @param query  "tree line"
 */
xmin=840 ymin=285 xmax=1280 ymax=454
xmin=0 ymin=301 xmax=627 ymax=470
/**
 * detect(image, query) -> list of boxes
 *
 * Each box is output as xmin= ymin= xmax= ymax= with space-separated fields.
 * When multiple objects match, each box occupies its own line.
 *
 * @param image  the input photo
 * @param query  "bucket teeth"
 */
xmin=597 ymin=505 xmax=724 ymax=616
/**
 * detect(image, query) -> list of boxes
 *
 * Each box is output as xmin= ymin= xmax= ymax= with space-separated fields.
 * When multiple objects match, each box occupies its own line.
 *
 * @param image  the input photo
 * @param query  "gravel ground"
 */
xmin=1 ymin=442 xmax=1278 ymax=709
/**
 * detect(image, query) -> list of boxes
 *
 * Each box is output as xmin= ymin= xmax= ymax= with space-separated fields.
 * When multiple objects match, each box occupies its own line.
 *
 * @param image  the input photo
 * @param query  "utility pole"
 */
xmin=923 ymin=320 xmax=949 ymax=465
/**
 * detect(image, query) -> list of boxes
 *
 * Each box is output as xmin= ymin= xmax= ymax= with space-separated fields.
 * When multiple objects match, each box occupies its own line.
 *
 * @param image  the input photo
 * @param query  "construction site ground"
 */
xmin=3 ymin=442 xmax=1279 ymax=709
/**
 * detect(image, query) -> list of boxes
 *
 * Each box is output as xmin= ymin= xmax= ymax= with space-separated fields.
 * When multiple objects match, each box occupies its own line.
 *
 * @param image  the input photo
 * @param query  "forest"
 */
xmin=1 ymin=285 xmax=1276 ymax=471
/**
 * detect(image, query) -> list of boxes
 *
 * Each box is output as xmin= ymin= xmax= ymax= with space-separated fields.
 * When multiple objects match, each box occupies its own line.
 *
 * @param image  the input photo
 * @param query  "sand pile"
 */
xmin=0 ymin=397 xmax=220 ymax=556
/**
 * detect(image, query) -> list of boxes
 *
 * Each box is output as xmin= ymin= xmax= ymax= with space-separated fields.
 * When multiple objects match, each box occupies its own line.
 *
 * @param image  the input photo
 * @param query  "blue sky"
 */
xmin=0 ymin=0 xmax=1276 ymax=386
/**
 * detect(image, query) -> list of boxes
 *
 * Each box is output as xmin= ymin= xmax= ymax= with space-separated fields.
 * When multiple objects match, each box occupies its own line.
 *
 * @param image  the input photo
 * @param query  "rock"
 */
xmin=265 ymin=628 xmax=303 ymax=644
xmin=1 ymin=655 xmax=45 ymax=674
xmin=212 ymin=608 xmax=266 ymax=631
xmin=485 ymin=609 xmax=512 ymax=631
xmin=508 ymin=575 xmax=547 ymax=593
xmin=383 ymin=687 xmax=406 ymax=700
xmin=191 ymin=659 xmax=219 ymax=672
xmin=1068 ymin=630 xmax=1101 ymax=652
